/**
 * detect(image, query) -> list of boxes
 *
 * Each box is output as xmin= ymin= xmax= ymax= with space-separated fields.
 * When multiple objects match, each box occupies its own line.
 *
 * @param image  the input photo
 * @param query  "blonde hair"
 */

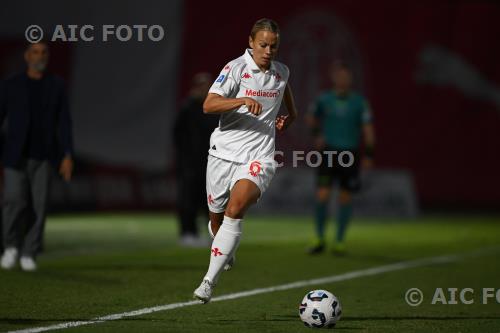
xmin=250 ymin=18 xmax=280 ymax=39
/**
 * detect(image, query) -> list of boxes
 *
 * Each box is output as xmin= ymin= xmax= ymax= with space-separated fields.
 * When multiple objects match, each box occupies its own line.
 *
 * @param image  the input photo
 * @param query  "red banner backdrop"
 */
xmin=180 ymin=0 xmax=500 ymax=209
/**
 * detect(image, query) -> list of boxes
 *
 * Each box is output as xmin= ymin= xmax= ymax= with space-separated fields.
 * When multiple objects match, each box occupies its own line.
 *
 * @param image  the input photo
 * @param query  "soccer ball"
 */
xmin=299 ymin=290 xmax=342 ymax=328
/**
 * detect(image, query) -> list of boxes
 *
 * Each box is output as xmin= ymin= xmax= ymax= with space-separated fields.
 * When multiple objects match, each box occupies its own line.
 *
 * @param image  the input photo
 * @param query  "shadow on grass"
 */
xmin=76 ymin=264 xmax=205 ymax=272
xmin=250 ymin=314 xmax=500 ymax=324
xmin=212 ymin=315 xmax=364 ymax=330
xmin=342 ymin=316 xmax=500 ymax=321
xmin=40 ymin=263 xmax=205 ymax=273
xmin=7 ymin=315 xmax=496 ymax=331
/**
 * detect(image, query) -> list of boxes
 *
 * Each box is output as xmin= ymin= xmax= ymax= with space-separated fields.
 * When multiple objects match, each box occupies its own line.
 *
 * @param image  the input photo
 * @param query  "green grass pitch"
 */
xmin=0 ymin=213 xmax=499 ymax=332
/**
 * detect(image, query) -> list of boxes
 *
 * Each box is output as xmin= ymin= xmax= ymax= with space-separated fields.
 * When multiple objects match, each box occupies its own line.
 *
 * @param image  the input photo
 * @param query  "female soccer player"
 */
xmin=193 ymin=18 xmax=298 ymax=303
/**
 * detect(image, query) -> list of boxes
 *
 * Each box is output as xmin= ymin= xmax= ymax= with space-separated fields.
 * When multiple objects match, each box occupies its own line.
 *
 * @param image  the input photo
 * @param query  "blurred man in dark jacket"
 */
xmin=173 ymin=73 xmax=218 ymax=247
xmin=0 ymin=42 xmax=74 ymax=271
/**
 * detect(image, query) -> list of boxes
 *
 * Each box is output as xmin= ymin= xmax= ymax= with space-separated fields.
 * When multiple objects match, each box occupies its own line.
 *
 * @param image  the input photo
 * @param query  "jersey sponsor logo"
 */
xmin=211 ymin=247 xmax=223 ymax=256
xmin=241 ymin=72 xmax=252 ymax=79
xmin=215 ymin=74 xmax=225 ymax=83
xmin=249 ymin=161 xmax=262 ymax=177
xmin=245 ymin=89 xmax=280 ymax=98
xmin=207 ymin=194 xmax=215 ymax=205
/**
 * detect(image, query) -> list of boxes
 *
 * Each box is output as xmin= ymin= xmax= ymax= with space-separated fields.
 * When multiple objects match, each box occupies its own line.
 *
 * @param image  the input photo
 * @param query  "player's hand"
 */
xmin=59 ymin=155 xmax=74 ymax=182
xmin=242 ymin=97 xmax=262 ymax=116
xmin=275 ymin=114 xmax=295 ymax=132
xmin=362 ymin=157 xmax=374 ymax=170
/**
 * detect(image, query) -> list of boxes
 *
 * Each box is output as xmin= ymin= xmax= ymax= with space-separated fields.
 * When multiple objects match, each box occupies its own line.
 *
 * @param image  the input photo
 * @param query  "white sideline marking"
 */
xmin=5 ymin=250 xmax=484 ymax=333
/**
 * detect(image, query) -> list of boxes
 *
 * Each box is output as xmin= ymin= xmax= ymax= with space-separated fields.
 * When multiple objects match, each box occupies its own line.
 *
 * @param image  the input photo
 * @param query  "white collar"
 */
xmin=244 ymin=48 xmax=276 ymax=73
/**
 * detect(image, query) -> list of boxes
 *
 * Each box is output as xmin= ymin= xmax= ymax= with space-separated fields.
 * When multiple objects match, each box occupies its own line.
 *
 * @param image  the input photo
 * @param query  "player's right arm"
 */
xmin=203 ymin=93 xmax=262 ymax=115
xmin=203 ymin=62 xmax=262 ymax=116
xmin=306 ymin=96 xmax=325 ymax=150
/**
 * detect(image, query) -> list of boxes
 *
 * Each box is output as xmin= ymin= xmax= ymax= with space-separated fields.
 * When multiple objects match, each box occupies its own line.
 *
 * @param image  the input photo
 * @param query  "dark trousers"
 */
xmin=2 ymin=159 xmax=50 ymax=257
xmin=177 ymin=166 xmax=207 ymax=236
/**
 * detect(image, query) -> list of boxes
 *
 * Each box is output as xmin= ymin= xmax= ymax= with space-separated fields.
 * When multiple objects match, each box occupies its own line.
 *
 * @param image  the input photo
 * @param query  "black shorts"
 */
xmin=316 ymin=147 xmax=361 ymax=192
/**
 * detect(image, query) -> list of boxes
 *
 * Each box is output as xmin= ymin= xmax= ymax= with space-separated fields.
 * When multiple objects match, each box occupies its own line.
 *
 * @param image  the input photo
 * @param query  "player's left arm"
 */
xmin=276 ymin=83 xmax=298 ymax=131
xmin=361 ymin=100 xmax=376 ymax=169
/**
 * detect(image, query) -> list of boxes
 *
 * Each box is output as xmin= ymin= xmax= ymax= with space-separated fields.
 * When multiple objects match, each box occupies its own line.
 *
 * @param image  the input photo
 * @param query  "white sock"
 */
xmin=204 ymin=216 xmax=242 ymax=284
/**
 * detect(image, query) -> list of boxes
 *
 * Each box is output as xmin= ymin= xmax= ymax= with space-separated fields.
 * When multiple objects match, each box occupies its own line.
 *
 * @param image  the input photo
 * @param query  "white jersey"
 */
xmin=208 ymin=49 xmax=290 ymax=164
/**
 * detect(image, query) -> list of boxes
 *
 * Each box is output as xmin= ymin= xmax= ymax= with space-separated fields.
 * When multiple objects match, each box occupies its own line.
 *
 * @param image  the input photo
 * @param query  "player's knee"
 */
xmin=225 ymin=200 xmax=247 ymax=219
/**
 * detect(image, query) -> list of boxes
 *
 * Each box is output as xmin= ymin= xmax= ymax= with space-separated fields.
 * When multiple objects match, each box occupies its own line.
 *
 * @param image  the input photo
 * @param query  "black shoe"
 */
xmin=307 ymin=243 xmax=325 ymax=255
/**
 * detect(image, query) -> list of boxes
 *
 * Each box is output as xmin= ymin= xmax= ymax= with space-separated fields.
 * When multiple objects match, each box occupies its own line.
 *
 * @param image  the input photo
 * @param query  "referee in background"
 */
xmin=0 ymin=42 xmax=74 ymax=271
xmin=307 ymin=63 xmax=375 ymax=255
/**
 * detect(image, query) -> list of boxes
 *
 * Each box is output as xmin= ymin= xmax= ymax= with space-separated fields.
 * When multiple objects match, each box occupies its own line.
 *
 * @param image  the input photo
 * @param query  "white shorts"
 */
xmin=206 ymin=154 xmax=277 ymax=213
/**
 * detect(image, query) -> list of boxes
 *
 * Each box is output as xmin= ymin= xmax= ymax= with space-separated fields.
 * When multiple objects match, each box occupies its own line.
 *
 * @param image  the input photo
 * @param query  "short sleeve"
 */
xmin=309 ymin=97 xmax=324 ymax=119
xmin=208 ymin=63 xmax=241 ymax=98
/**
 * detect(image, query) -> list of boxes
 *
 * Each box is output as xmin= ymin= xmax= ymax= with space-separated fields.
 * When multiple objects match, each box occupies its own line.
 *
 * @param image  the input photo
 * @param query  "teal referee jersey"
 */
xmin=311 ymin=90 xmax=372 ymax=149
